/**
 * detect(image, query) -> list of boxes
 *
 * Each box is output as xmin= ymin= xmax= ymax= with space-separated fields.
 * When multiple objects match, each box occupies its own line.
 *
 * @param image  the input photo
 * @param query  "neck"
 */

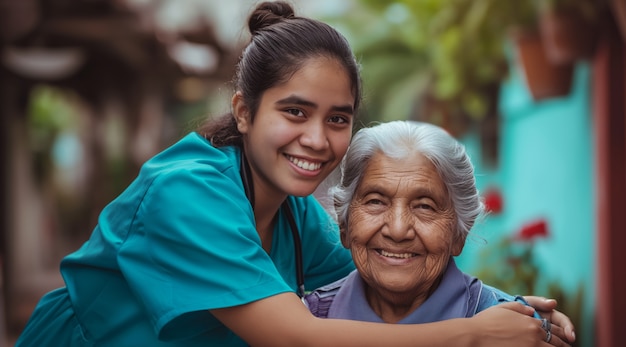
xmin=240 ymin=149 xmax=289 ymax=252
xmin=250 ymin=172 xmax=289 ymax=253
xmin=365 ymin=286 xmax=431 ymax=323
xmin=365 ymin=272 xmax=445 ymax=324
xmin=253 ymin=195 xmax=285 ymax=253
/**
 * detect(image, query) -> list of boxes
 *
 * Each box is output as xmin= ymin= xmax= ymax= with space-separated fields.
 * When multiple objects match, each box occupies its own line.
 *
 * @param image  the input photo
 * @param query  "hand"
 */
xmin=524 ymin=296 xmax=575 ymax=345
xmin=473 ymin=302 xmax=571 ymax=347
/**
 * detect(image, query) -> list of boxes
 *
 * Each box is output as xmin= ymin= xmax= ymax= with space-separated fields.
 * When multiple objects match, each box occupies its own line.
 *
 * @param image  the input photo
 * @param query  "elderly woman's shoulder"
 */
xmin=476 ymin=283 xmax=539 ymax=317
xmin=303 ymin=273 xmax=352 ymax=318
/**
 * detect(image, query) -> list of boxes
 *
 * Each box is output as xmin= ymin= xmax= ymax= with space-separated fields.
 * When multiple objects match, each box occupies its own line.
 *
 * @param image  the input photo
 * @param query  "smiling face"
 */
xmin=234 ymin=56 xmax=355 ymax=203
xmin=341 ymin=151 xmax=465 ymax=320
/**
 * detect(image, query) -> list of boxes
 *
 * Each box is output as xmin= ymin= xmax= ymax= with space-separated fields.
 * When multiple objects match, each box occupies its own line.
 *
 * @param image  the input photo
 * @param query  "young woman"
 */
xmin=16 ymin=2 xmax=575 ymax=346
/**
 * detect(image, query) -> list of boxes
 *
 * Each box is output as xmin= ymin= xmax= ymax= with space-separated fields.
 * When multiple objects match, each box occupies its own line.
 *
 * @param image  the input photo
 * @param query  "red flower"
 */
xmin=514 ymin=219 xmax=549 ymax=241
xmin=484 ymin=188 xmax=503 ymax=214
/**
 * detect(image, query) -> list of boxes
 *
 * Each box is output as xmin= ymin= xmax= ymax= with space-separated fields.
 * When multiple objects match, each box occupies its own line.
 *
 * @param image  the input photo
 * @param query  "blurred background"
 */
xmin=1 ymin=0 xmax=625 ymax=346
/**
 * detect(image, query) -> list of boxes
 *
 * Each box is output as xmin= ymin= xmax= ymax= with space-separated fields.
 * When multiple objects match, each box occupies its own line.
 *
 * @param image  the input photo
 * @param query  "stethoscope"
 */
xmin=240 ymin=152 xmax=306 ymax=298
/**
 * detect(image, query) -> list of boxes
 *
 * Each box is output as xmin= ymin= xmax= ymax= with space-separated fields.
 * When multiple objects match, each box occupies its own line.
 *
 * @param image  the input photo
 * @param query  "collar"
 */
xmin=327 ymin=257 xmax=475 ymax=323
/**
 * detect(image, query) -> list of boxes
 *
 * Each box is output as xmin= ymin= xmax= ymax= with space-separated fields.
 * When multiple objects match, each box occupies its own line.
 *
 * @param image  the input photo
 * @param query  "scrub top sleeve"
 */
xmin=117 ymin=167 xmax=291 ymax=340
xmin=298 ymin=198 xmax=355 ymax=289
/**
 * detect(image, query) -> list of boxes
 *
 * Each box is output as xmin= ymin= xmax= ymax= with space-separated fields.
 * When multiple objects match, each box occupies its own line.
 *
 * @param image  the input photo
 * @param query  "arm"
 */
xmin=524 ymin=296 xmax=576 ymax=344
xmin=212 ymin=292 xmax=570 ymax=347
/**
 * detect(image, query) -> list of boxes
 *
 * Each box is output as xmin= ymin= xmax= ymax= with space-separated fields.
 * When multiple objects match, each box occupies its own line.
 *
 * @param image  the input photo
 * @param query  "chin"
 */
xmin=289 ymin=187 xmax=317 ymax=197
xmin=284 ymin=182 xmax=316 ymax=196
xmin=285 ymin=180 xmax=322 ymax=197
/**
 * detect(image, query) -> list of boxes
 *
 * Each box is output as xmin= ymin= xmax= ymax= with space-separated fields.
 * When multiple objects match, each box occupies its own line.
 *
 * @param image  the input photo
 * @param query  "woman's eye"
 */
xmin=365 ymin=198 xmax=383 ymax=205
xmin=329 ymin=115 xmax=349 ymax=124
xmin=415 ymin=203 xmax=434 ymax=210
xmin=285 ymin=108 xmax=305 ymax=117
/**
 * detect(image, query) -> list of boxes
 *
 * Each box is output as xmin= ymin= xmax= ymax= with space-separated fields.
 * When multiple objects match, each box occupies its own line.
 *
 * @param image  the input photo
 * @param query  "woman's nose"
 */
xmin=382 ymin=206 xmax=416 ymax=242
xmin=300 ymin=122 xmax=329 ymax=151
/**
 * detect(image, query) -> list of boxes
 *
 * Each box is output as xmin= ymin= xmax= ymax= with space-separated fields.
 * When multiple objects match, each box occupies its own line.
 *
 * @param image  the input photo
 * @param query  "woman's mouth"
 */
xmin=377 ymin=249 xmax=418 ymax=259
xmin=286 ymin=155 xmax=323 ymax=171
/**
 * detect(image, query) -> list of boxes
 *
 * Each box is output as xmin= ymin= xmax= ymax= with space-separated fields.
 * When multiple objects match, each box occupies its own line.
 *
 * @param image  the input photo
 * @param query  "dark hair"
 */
xmin=197 ymin=1 xmax=362 ymax=147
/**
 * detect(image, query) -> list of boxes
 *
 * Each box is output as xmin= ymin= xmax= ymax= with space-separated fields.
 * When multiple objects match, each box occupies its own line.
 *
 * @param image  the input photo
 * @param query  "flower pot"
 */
xmin=539 ymin=7 xmax=599 ymax=64
xmin=611 ymin=0 xmax=626 ymax=44
xmin=511 ymin=30 xmax=574 ymax=101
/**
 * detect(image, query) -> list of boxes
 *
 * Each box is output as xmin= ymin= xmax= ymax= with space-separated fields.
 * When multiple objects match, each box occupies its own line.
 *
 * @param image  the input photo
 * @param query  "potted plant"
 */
xmin=358 ymin=0 xmax=537 ymax=139
xmin=536 ymin=0 xmax=603 ymax=64
xmin=416 ymin=0 xmax=574 ymax=105
xmin=610 ymin=0 xmax=626 ymax=43
xmin=330 ymin=0 xmax=577 ymax=135
xmin=498 ymin=0 xmax=577 ymax=101
xmin=510 ymin=28 xmax=575 ymax=101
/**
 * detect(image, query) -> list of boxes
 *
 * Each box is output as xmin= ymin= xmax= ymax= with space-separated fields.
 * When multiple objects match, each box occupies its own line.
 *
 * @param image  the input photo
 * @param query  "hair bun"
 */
xmin=248 ymin=1 xmax=295 ymax=35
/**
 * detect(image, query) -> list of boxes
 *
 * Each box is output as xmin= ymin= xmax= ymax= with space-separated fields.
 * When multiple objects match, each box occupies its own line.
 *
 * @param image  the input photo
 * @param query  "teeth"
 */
xmin=379 ymin=250 xmax=415 ymax=259
xmin=287 ymin=156 xmax=322 ymax=171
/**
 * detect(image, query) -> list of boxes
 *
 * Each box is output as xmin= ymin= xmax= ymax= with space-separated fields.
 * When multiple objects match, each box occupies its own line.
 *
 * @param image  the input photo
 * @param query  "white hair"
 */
xmin=331 ymin=120 xmax=484 ymax=240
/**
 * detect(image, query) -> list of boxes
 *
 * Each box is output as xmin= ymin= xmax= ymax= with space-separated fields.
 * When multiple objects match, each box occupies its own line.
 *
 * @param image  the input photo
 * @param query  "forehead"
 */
xmin=263 ymin=56 xmax=354 ymax=103
xmin=290 ymin=56 xmax=352 ymax=90
xmin=297 ymin=55 xmax=349 ymax=77
xmin=358 ymin=151 xmax=447 ymax=196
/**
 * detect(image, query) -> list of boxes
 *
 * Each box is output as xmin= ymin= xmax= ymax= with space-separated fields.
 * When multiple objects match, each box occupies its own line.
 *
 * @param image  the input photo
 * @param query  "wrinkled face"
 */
xmin=235 ymin=56 xmax=355 ymax=201
xmin=342 ymin=151 xmax=464 ymax=301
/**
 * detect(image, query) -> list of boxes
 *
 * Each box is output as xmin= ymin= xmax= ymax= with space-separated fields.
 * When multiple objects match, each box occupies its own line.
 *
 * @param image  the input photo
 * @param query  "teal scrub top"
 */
xmin=16 ymin=132 xmax=355 ymax=347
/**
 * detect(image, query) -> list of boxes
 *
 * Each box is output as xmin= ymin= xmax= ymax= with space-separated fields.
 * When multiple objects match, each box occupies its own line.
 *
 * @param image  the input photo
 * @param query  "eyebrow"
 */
xmin=276 ymin=95 xmax=354 ymax=114
xmin=360 ymin=180 xmax=443 ymax=200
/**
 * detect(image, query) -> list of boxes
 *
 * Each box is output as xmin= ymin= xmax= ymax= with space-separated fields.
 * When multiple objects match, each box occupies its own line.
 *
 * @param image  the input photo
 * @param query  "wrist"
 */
xmin=458 ymin=317 xmax=480 ymax=347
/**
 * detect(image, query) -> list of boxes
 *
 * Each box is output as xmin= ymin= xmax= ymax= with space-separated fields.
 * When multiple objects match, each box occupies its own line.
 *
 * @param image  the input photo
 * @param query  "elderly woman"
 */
xmin=305 ymin=120 xmax=554 ymax=342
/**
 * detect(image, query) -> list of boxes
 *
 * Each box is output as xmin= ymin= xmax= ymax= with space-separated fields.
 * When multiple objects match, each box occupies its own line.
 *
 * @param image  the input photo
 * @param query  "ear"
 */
xmin=451 ymin=232 xmax=466 ymax=256
xmin=232 ymin=92 xmax=250 ymax=134
xmin=339 ymin=223 xmax=349 ymax=249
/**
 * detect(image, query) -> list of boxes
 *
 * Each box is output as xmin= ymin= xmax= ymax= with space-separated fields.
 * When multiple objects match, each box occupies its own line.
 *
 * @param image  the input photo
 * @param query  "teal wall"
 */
xmin=456 ymin=61 xmax=596 ymax=346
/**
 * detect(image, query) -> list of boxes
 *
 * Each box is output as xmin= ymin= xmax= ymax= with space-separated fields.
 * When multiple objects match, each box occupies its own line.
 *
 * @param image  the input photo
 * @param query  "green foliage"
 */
xmin=28 ymin=85 xmax=77 ymax=144
xmin=322 ymin=3 xmax=432 ymax=127
xmin=27 ymin=85 xmax=79 ymax=185
xmin=325 ymin=0 xmax=605 ymax=133
xmin=325 ymin=0 xmax=537 ymax=132
xmin=413 ymin=0 xmax=535 ymax=120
